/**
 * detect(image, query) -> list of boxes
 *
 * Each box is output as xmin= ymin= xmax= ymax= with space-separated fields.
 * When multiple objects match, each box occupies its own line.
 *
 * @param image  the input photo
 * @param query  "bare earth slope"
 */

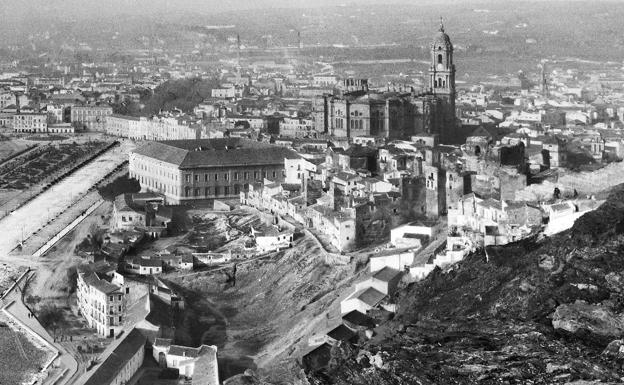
xmin=307 ymin=184 xmax=624 ymax=384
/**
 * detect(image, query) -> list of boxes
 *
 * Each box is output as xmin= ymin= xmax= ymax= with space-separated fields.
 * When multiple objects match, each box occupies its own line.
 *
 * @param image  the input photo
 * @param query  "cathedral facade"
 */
xmin=312 ymin=23 xmax=458 ymax=143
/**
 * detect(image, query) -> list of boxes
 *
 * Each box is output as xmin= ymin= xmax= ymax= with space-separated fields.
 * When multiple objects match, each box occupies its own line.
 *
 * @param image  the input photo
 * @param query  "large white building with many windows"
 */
xmin=77 ymin=267 xmax=126 ymax=338
xmin=129 ymin=138 xmax=299 ymax=203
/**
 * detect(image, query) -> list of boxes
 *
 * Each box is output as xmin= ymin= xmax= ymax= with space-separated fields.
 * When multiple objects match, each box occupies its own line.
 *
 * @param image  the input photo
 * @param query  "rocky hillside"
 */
xmin=307 ymin=185 xmax=624 ymax=384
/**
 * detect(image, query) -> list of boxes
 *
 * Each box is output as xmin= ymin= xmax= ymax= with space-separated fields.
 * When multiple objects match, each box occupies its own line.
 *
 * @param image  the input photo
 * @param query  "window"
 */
xmin=109 ymin=296 xmax=113 ymax=301
xmin=118 ymin=295 xmax=121 ymax=300
xmin=224 ymin=186 xmax=229 ymax=195
xmin=204 ymin=174 xmax=209 ymax=182
xmin=224 ymin=173 xmax=229 ymax=181
xmin=194 ymin=188 xmax=200 ymax=197
xmin=126 ymin=287 xmax=130 ymax=294
xmin=254 ymin=171 xmax=259 ymax=179
xmin=234 ymin=172 xmax=239 ymax=180
xmin=214 ymin=174 xmax=218 ymax=181
xmin=262 ymin=171 xmax=266 ymax=178
xmin=185 ymin=174 xmax=191 ymax=183
xmin=122 ymin=216 xmax=126 ymax=222
xmin=244 ymin=172 xmax=249 ymax=180
xmin=205 ymin=187 xmax=210 ymax=196
xmin=214 ymin=186 xmax=220 ymax=196
xmin=438 ymin=54 xmax=443 ymax=64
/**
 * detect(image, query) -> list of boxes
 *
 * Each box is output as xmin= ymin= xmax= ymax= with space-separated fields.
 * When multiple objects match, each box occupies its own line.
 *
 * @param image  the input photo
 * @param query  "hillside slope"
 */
xmin=307 ymin=185 xmax=624 ymax=384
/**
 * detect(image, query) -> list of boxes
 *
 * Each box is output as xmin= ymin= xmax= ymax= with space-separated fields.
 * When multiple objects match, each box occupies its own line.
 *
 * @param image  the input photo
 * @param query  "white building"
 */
xmin=125 ymin=256 xmax=163 ymax=275
xmin=284 ymin=157 xmax=317 ymax=184
xmin=77 ymin=268 xmax=126 ymax=338
xmin=152 ymin=339 xmax=219 ymax=384
xmin=13 ymin=113 xmax=47 ymax=133
xmin=252 ymin=226 xmax=294 ymax=252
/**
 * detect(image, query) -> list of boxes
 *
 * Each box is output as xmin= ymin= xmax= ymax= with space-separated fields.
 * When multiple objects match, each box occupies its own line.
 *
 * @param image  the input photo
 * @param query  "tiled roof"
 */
xmin=354 ymin=287 xmax=386 ymax=307
xmin=81 ymin=271 xmax=121 ymax=294
xmin=327 ymin=324 xmax=356 ymax=342
xmin=342 ymin=310 xmax=375 ymax=328
xmin=130 ymin=257 xmax=162 ymax=268
xmin=154 ymin=338 xmax=172 ymax=348
xmin=373 ymin=267 xmax=402 ymax=283
xmin=133 ymin=138 xmax=300 ymax=168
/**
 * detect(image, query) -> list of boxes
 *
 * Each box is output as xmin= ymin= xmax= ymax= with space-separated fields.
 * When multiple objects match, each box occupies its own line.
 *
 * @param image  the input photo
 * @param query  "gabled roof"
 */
xmin=342 ymin=310 xmax=375 ymax=328
xmin=133 ymin=138 xmax=300 ymax=168
xmin=372 ymin=267 xmax=403 ymax=283
xmin=83 ymin=329 xmax=146 ymax=385
xmin=80 ymin=271 xmax=121 ymax=294
xmin=154 ymin=338 xmax=172 ymax=348
xmin=327 ymin=324 xmax=356 ymax=342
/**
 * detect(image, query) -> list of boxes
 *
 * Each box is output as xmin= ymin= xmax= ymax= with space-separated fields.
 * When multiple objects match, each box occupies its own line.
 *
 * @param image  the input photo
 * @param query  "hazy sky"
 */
xmin=0 ymin=0 xmax=555 ymax=18
xmin=0 ymin=0 xmax=607 ymax=22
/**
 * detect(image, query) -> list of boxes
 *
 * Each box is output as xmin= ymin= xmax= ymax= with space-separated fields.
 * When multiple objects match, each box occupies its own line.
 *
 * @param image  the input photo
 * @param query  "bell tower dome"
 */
xmin=428 ymin=18 xmax=457 ymax=143
xmin=429 ymin=18 xmax=455 ymax=97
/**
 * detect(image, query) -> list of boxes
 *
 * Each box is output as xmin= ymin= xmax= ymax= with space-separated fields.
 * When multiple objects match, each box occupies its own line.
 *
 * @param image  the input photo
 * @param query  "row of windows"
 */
xmin=185 ymin=170 xmax=279 ymax=183
xmin=184 ymin=185 xmax=242 ymax=197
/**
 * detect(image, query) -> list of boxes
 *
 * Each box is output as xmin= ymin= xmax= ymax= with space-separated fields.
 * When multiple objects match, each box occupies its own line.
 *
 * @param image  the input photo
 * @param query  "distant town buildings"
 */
xmin=71 ymin=105 xmax=113 ymax=131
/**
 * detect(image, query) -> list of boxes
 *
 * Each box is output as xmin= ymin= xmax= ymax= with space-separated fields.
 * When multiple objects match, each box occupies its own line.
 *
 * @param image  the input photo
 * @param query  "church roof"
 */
xmin=432 ymin=22 xmax=453 ymax=50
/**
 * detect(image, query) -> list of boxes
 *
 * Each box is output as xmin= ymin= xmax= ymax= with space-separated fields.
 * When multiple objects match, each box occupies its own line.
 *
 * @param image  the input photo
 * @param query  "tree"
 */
xmin=97 ymin=175 xmax=141 ymax=201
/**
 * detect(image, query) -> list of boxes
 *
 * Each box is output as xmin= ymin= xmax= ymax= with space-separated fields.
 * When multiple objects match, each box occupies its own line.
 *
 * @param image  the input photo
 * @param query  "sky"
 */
xmin=0 ymin=0 xmax=611 ymax=24
xmin=0 ymin=0 xmax=581 ymax=18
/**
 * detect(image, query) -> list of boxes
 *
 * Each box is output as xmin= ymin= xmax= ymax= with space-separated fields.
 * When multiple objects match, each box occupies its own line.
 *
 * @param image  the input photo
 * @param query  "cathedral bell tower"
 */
xmin=429 ymin=19 xmax=457 ymax=142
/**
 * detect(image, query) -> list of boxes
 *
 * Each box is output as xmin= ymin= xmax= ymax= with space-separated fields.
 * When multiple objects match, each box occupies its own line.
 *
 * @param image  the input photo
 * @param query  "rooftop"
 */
xmin=354 ymin=287 xmax=386 ymax=307
xmin=133 ymin=138 xmax=300 ymax=169
xmin=83 ymin=329 xmax=146 ymax=385
xmin=372 ymin=267 xmax=403 ymax=283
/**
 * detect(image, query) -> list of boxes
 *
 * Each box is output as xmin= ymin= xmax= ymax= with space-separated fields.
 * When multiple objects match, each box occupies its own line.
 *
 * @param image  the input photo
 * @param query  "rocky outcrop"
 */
xmin=552 ymin=302 xmax=624 ymax=339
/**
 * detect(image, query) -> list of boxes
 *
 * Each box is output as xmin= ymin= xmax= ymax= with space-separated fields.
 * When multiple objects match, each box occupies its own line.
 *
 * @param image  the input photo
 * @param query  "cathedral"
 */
xmin=312 ymin=22 xmax=458 ymax=144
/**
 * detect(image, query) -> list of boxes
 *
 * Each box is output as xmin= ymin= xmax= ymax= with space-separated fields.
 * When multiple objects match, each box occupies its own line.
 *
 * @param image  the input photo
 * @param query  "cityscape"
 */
xmin=1 ymin=1 xmax=624 ymax=384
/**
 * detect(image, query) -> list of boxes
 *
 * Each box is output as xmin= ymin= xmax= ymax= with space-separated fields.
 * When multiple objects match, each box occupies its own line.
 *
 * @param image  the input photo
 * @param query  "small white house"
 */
xmin=370 ymin=251 xmax=416 ymax=273
xmin=152 ymin=339 xmax=219 ymax=384
xmin=125 ymin=256 xmax=163 ymax=275
xmin=251 ymin=226 xmax=293 ymax=252
xmin=390 ymin=221 xmax=436 ymax=248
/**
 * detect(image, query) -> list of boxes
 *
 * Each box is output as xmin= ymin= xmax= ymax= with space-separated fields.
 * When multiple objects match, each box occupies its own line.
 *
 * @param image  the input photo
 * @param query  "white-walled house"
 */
xmin=152 ymin=339 xmax=219 ymax=384
xmin=125 ymin=256 xmax=163 ymax=275
xmin=251 ymin=226 xmax=294 ymax=252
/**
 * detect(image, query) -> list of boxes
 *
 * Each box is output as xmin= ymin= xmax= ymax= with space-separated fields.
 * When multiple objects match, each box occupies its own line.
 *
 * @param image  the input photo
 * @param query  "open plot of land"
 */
xmin=0 ymin=320 xmax=51 ymax=385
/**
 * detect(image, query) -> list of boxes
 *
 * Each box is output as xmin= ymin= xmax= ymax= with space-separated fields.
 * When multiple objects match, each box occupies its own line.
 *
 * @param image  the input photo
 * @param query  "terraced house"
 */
xmin=129 ymin=138 xmax=299 ymax=203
